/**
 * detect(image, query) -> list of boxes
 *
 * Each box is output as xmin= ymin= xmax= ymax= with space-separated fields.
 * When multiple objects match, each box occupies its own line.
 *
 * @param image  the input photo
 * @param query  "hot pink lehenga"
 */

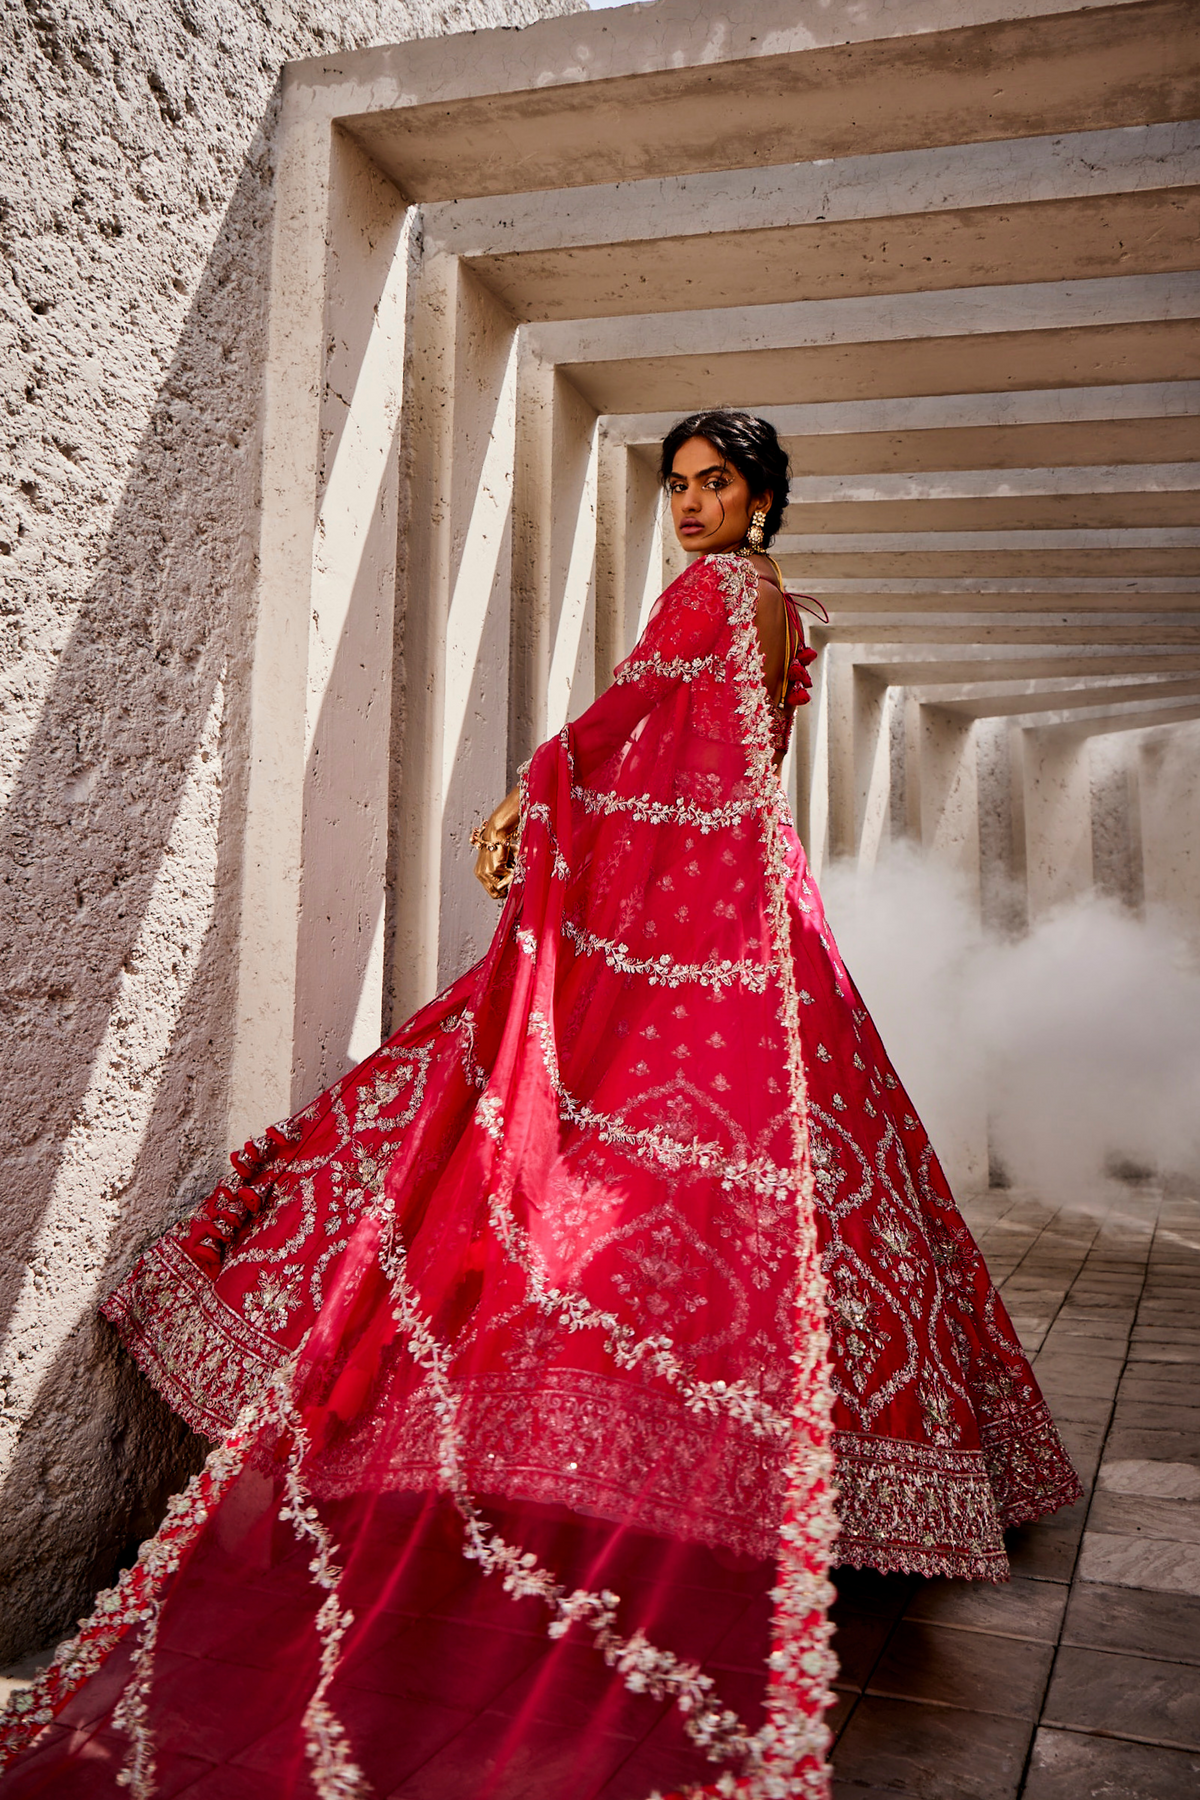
xmin=0 ymin=553 xmax=1078 ymax=1800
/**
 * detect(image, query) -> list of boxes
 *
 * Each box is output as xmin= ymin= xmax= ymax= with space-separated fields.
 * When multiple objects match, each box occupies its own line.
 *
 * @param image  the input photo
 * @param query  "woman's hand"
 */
xmin=472 ymin=786 xmax=520 ymax=900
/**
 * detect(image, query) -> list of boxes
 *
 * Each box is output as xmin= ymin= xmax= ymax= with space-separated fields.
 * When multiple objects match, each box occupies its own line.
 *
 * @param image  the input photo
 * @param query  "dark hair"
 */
xmin=659 ymin=410 xmax=791 ymax=547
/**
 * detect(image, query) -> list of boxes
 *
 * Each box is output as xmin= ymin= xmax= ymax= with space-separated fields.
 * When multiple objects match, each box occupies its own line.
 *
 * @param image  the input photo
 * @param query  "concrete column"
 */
xmin=1138 ymin=718 xmax=1200 ymax=959
xmin=594 ymin=435 xmax=663 ymax=686
xmin=853 ymin=666 xmax=892 ymax=874
xmin=386 ymin=249 xmax=455 ymax=1028
xmin=387 ymin=253 xmax=520 ymax=1010
xmin=546 ymin=372 xmax=599 ymax=732
xmin=824 ymin=647 xmax=858 ymax=862
xmin=977 ymin=717 xmax=1027 ymax=937
xmin=1089 ymin=732 xmax=1145 ymax=915
xmin=1022 ymin=727 xmax=1094 ymax=920
xmin=508 ymin=339 xmax=554 ymax=775
xmin=802 ymin=634 xmax=832 ymax=876
xmin=595 ymin=430 xmax=625 ymax=693
xmin=886 ymin=689 xmax=910 ymax=846
xmin=228 ymin=116 xmax=411 ymax=1137
xmin=661 ymin=509 xmax=687 ymax=591
xmin=290 ymin=133 xmax=411 ymax=1102
xmin=901 ymin=691 xmax=924 ymax=845
xmin=622 ymin=447 xmax=666 ymax=654
xmin=916 ymin=702 xmax=988 ymax=1187
xmin=438 ymin=271 xmax=520 ymax=989
xmin=789 ymin=662 xmax=814 ymax=850
xmin=224 ymin=104 xmax=334 ymax=1141
xmin=917 ymin=704 xmax=981 ymax=908
xmin=508 ymin=359 xmax=598 ymax=758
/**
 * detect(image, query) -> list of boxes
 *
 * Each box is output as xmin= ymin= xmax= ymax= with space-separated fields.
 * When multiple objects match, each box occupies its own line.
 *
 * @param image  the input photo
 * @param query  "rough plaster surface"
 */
xmin=0 ymin=0 xmax=578 ymax=1665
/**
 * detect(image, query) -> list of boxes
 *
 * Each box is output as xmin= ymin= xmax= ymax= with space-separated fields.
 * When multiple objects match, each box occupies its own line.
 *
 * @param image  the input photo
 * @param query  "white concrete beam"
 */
xmin=422 ymin=123 xmax=1199 ymax=259
xmin=603 ymin=381 xmax=1200 ymax=445
xmin=788 ymin=465 xmax=1200 ymax=503
xmin=858 ymin=652 xmax=1200 ymax=683
xmin=528 ymin=273 xmax=1200 ymax=368
xmin=820 ymin=620 xmax=1200 ymax=646
xmin=326 ymin=0 xmax=1191 ymax=200
xmin=563 ymin=324 xmax=1197 ymax=417
xmin=936 ymin=677 xmax=1200 ymax=718
xmin=777 ymin=528 xmax=1200 ymax=554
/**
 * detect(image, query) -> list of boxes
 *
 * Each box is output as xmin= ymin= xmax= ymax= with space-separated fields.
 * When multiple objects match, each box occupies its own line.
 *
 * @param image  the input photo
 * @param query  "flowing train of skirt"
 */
xmin=101 ymin=828 xmax=1078 ymax=1584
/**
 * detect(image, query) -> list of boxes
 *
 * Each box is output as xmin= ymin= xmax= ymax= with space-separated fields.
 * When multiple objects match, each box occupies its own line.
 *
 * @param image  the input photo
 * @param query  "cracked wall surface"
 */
xmin=0 ymin=0 xmax=580 ymax=1664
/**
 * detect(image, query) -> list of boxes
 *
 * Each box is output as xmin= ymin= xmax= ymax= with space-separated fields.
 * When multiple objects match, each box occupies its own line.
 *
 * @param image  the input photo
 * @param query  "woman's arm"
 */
xmin=472 ymin=558 xmax=729 ymax=897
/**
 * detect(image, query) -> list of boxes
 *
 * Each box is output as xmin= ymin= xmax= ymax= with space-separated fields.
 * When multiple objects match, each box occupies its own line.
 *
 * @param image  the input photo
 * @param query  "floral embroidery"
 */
xmin=562 ymin=918 xmax=770 ymax=993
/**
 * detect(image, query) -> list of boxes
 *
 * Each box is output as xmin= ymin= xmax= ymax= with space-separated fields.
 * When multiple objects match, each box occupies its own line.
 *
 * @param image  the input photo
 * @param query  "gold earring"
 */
xmin=744 ymin=508 xmax=767 ymax=555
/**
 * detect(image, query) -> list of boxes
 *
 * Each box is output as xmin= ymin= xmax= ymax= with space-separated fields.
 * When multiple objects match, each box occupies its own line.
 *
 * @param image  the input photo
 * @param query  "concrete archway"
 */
xmin=227 ymin=0 xmax=1200 ymax=1161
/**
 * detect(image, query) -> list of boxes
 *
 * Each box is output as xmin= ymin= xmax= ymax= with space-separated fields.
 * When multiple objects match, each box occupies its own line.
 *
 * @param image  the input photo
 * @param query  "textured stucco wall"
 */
xmin=0 ymin=0 xmax=578 ymax=1664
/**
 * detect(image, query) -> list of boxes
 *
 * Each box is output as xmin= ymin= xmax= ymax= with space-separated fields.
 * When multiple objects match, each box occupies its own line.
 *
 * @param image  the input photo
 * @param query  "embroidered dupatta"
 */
xmin=0 ymin=554 xmax=837 ymax=1800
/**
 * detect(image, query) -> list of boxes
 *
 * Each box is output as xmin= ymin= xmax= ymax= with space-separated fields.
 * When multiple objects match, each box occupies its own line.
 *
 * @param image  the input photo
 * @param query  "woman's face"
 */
xmin=666 ymin=435 xmax=770 ymax=555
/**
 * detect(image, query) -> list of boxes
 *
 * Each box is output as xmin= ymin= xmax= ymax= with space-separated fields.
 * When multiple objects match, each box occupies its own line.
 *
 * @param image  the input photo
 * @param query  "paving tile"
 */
xmin=1044 ymin=1644 xmax=1200 ymax=1750
xmin=1127 ymin=1342 xmax=1200 ymax=1365
xmin=1098 ymin=1459 xmax=1200 ymax=1500
xmin=831 ymin=1696 xmax=1031 ymax=1799
xmin=828 ymin=1607 xmax=896 ymax=1690
xmin=1006 ymin=1519 xmax=1086 ymax=1584
xmin=1022 ymin=1726 xmax=1200 ymax=1799
xmin=1105 ymin=1426 xmax=1200 ymax=1464
xmin=1054 ymin=1421 xmax=1106 ymax=1484
xmin=1076 ymin=1275 xmax=1144 ymax=1290
xmin=1057 ymin=1308 xmax=1137 ymax=1330
xmin=902 ymin=1575 xmax=1067 ymax=1643
xmin=1111 ymin=1401 xmax=1200 ymax=1433
xmin=866 ymin=1620 xmax=1052 ymax=1718
xmin=831 ymin=1565 xmax=918 ymax=1623
xmin=1039 ymin=1391 xmax=1113 ymax=1426
xmin=1062 ymin=1580 xmax=1200 ymax=1664
xmin=1030 ymin=1357 xmax=1125 ymax=1400
xmin=1040 ymin=1322 xmax=1128 ymax=1349
xmin=1087 ymin=1490 xmax=1200 ymax=1547
xmin=827 ymin=1687 xmax=857 ymax=1740
xmin=1116 ymin=1368 xmax=1200 ymax=1401
xmin=1077 ymin=1531 xmax=1200 ymax=1597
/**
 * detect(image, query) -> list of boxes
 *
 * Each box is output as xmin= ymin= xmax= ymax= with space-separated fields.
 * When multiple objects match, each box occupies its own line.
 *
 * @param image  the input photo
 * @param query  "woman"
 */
xmin=0 ymin=412 xmax=1078 ymax=1800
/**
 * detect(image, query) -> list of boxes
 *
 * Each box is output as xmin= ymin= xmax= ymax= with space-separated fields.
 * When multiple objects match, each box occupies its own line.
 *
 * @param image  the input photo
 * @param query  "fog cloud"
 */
xmin=820 ymin=845 xmax=1200 ymax=1202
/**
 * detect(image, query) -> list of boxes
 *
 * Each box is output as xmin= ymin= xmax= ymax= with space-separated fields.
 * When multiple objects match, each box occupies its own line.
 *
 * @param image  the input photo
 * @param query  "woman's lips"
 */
xmin=680 ymin=522 xmax=705 ymax=534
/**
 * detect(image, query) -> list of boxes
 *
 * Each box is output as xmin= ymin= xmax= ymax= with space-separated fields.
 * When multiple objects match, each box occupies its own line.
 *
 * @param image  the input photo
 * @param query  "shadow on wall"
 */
xmin=0 ymin=122 xmax=279 ymax=1664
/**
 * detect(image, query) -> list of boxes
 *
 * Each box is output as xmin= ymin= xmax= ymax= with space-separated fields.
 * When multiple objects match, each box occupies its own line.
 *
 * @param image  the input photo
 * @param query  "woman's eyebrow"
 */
xmin=671 ymin=464 xmax=725 ymax=481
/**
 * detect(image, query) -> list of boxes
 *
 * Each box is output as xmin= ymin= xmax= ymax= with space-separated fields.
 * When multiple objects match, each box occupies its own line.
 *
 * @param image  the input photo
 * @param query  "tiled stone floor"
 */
xmin=830 ymin=1176 xmax=1200 ymax=1800
xmin=3 ymin=1178 xmax=1198 ymax=1797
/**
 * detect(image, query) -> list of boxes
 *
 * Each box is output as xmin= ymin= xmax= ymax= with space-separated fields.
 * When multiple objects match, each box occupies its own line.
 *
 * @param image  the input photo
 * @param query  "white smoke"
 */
xmin=819 ymin=844 xmax=1200 ymax=1202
